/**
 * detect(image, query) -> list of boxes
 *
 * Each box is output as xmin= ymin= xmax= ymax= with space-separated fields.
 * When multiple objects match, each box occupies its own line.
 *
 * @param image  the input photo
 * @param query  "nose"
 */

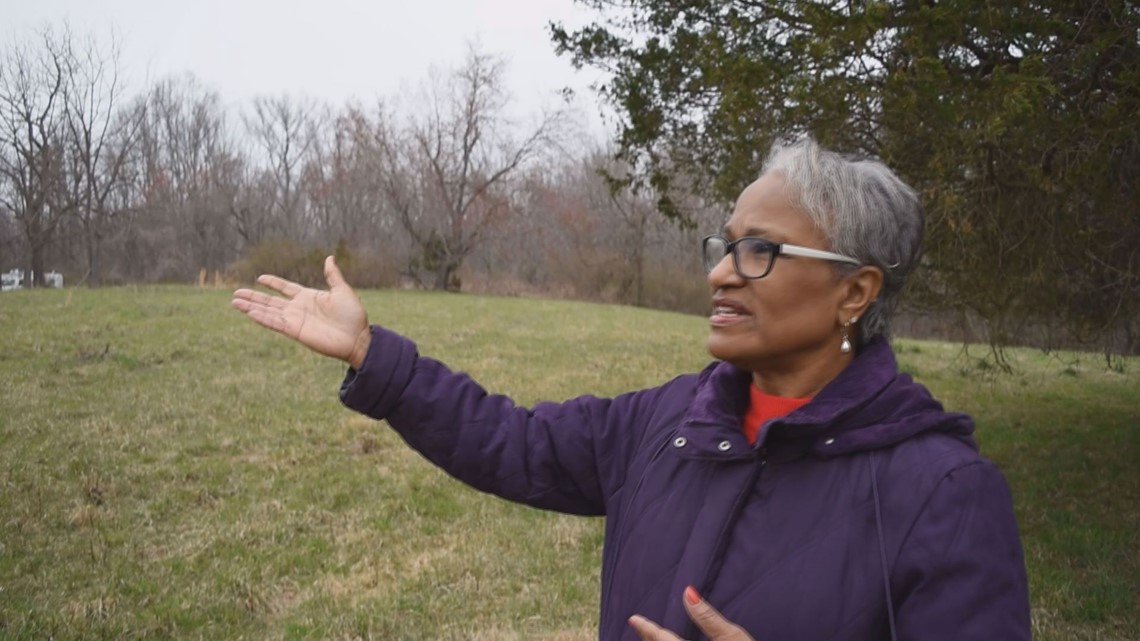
xmin=707 ymin=251 xmax=745 ymax=289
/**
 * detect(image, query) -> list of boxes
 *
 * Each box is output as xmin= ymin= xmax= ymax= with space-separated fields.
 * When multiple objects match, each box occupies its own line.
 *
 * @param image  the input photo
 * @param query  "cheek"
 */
xmin=755 ymin=276 xmax=831 ymax=314
xmin=751 ymin=277 xmax=840 ymax=336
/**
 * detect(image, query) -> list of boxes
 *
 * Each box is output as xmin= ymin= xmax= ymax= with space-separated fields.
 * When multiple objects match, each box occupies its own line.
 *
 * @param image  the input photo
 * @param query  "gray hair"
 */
xmin=760 ymin=138 xmax=923 ymax=347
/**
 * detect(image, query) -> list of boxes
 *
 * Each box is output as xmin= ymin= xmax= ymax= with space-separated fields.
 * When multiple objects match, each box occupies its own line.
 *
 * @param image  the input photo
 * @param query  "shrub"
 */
xmin=229 ymin=240 xmax=400 ymax=290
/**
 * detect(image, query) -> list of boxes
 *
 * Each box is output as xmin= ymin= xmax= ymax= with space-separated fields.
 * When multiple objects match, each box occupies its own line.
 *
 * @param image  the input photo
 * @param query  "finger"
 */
xmin=231 ymin=298 xmax=281 ymax=318
xmin=256 ymin=273 xmax=303 ymax=298
xmin=232 ymin=288 xmax=288 ymax=309
xmin=324 ymin=255 xmax=348 ymax=290
xmin=682 ymin=587 xmax=751 ymax=641
xmin=230 ymin=297 xmax=256 ymax=313
xmin=628 ymin=615 xmax=684 ymax=641
xmin=243 ymin=306 xmax=290 ymax=336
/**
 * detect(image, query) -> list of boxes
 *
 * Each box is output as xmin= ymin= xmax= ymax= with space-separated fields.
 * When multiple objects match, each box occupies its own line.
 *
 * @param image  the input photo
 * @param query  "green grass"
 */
xmin=0 ymin=286 xmax=1136 ymax=640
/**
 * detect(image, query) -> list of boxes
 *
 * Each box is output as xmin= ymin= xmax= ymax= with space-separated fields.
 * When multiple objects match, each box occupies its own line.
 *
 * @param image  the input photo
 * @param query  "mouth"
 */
xmin=710 ymin=297 xmax=750 ymax=326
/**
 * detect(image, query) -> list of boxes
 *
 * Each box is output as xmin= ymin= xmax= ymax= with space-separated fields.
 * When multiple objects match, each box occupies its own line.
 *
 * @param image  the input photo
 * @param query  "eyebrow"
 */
xmin=722 ymin=225 xmax=785 ymax=242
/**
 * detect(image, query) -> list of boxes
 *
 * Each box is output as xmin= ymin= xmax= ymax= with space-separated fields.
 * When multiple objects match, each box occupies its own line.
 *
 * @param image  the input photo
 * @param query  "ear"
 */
xmin=836 ymin=266 xmax=882 ymax=326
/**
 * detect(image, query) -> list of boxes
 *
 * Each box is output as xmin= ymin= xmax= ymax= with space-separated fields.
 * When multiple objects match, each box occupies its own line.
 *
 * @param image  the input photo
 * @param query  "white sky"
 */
xmin=2 ymin=0 xmax=611 ymax=136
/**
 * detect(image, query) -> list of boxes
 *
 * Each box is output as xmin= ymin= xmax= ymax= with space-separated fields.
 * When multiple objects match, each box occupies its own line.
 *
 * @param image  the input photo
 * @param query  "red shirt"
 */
xmin=741 ymin=385 xmax=811 ymax=445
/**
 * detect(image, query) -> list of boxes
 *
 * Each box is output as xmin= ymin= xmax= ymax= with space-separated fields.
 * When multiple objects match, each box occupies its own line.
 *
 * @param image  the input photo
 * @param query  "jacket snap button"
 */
xmin=673 ymin=436 xmax=687 ymax=448
xmin=824 ymin=438 xmax=836 ymax=445
xmin=717 ymin=440 xmax=732 ymax=452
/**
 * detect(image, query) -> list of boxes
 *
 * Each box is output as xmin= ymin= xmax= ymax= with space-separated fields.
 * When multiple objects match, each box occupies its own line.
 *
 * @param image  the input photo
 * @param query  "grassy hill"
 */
xmin=1 ymin=286 xmax=1136 ymax=640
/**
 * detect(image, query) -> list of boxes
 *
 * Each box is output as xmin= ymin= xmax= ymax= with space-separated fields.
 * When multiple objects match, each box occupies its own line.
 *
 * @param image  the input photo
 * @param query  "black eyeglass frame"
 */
xmin=702 ymin=234 xmax=861 ymax=280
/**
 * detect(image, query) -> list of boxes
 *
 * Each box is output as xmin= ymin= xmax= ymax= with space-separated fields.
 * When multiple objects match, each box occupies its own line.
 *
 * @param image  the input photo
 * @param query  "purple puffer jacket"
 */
xmin=340 ymin=327 xmax=1031 ymax=641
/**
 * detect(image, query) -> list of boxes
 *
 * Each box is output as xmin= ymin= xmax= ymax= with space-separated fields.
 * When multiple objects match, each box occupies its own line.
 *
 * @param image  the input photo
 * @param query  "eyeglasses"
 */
xmin=702 ymin=235 xmax=861 ymax=279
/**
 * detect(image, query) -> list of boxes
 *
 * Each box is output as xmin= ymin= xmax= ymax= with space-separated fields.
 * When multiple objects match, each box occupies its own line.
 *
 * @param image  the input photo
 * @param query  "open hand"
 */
xmin=628 ymin=587 xmax=754 ymax=641
xmin=231 ymin=256 xmax=372 ymax=369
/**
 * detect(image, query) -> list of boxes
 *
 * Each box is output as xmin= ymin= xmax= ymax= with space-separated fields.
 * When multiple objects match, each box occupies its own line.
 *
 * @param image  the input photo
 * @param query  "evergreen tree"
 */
xmin=553 ymin=0 xmax=1140 ymax=353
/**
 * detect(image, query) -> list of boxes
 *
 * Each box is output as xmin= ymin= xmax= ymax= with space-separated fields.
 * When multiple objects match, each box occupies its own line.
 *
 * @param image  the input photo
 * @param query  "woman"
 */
xmin=232 ymin=138 xmax=1031 ymax=641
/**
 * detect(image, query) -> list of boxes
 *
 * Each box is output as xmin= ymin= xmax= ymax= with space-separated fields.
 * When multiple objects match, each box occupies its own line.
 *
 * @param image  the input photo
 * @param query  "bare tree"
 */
xmin=60 ymin=30 xmax=140 ymax=286
xmin=230 ymin=160 xmax=272 ymax=249
xmin=244 ymin=94 xmax=316 ymax=243
xmin=380 ymin=47 xmax=566 ymax=290
xmin=585 ymin=156 xmax=656 ymax=307
xmin=303 ymin=105 xmax=394 ymax=248
xmin=0 ymin=205 xmax=16 ymax=269
xmin=539 ymin=151 xmax=657 ymax=304
xmin=483 ymin=146 xmax=710 ymax=310
xmin=132 ymin=74 xmax=242 ymax=280
xmin=0 ymin=26 xmax=71 ymax=287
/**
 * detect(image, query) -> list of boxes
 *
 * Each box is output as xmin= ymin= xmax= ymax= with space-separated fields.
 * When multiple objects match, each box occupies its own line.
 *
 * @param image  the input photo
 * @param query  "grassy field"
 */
xmin=0 ymin=286 xmax=1136 ymax=641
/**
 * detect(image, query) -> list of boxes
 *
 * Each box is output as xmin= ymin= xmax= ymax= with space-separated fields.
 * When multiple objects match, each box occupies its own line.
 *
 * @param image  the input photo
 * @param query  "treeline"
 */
xmin=4 ymin=16 xmax=1137 ymax=357
xmin=0 ymin=26 xmax=712 ymax=312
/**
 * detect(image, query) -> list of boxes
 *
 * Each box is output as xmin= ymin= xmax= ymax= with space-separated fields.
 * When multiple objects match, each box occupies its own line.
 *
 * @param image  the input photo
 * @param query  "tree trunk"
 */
xmin=433 ymin=261 xmax=462 ymax=292
xmin=631 ymin=203 xmax=647 ymax=307
xmin=85 ymin=224 xmax=102 ymax=287
xmin=28 ymin=244 xmax=46 ymax=288
xmin=634 ymin=243 xmax=644 ymax=307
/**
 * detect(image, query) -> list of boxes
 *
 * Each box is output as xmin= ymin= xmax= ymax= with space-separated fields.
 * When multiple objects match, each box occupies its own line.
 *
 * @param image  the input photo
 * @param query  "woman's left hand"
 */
xmin=628 ymin=587 xmax=754 ymax=641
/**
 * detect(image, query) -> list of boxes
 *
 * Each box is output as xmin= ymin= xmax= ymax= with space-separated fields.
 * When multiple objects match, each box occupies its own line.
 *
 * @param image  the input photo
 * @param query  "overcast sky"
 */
xmin=2 ymin=0 xmax=610 ymax=135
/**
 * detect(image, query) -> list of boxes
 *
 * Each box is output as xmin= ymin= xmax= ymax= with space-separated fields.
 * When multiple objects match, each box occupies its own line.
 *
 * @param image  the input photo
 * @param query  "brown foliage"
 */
xmin=228 ymin=239 xmax=399 ymax=290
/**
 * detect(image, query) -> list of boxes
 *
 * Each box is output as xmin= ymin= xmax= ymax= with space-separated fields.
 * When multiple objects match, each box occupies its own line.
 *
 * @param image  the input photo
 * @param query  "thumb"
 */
xmin=682 ymin=587 xmax=752 ymax=641
xmin=324 ymin=255 xmax=348 ymax=290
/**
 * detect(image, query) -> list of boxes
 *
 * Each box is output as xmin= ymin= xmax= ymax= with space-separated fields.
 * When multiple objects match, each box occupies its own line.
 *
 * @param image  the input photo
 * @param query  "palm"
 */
xmin=279 ymin=286 xmax=364 ymax=359
xmin=231 ymin=256 xmax=370 ymax=368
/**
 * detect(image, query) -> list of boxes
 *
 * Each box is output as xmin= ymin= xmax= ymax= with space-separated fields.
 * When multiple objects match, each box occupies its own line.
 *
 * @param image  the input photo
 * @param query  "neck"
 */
xmin=749 ymin=346 xmax=854 ymax=398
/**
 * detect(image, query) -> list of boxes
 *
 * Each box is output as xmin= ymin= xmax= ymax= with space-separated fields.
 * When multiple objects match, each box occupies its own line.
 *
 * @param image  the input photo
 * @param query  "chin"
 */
xmin=706 ymin=333 xmax=758 ymax=366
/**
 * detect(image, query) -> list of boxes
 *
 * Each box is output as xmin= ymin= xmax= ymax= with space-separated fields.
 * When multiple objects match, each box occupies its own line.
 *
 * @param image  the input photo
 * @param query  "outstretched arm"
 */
xmin=234 ymin=256 xmax=664 ymax=514
xmin=231 ymin=256 xmax=372 ymax=369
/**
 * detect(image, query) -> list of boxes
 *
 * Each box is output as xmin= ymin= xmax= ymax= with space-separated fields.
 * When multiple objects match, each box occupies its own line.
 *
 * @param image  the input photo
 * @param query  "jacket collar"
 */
xmin=679 ymin=338 xmax=976 ymax=462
